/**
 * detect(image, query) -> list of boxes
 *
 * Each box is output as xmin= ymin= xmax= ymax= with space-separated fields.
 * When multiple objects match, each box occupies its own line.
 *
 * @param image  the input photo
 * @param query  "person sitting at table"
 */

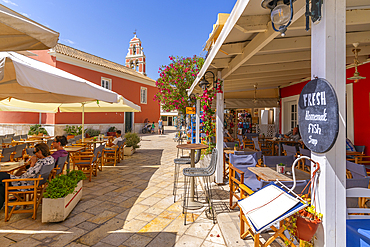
xmin=224 ymin=129 xmax=235 ymax=142
xmin=107 ymin=130 xmax=123 ymax=147
xmin=51 ymin=136 xmax=68 ymax=162
xmin=283 ymin=126 xmax=301 ymax=142
xmin=0 ymin=143 xmax=54 ymax=209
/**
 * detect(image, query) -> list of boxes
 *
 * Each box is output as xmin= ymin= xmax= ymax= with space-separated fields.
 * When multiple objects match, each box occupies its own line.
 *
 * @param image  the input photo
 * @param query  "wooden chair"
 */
xmin=13 ymin=144 xmax=27 ymax=161
xmin=95 ymin=144 xmax=105 ymax=171
xmin=103 ymin=145 xmax=119 ymax=167
xmin=116 ymin=141 xmax=125 ymax=162
xmin=346 ymin=161 xmax=367 ymax=179
xmin=252 ymin=137 xmax=271 ymax=156
xmin=53 ymin=155 xmax=69 ymax=177
xmin=0 ymin=146 xmax=16 ymax=162
xmin=298 ymin=147 xmax=311 ymax=173
xmin=229 ymin=153 xmax=260 ymax=209
xmin=3 ymin=162 xmax=55 ymax=221
xmin=71 ymin=148 xmax=99 ymax=182
xmin=238 ymin=183 xmax=302 ymax=247
xmin=262 ymin=155 xmax=295 ymax=168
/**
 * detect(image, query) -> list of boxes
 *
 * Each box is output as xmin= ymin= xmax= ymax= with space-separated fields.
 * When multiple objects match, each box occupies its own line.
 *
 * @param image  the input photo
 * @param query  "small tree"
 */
xmin=154 ymin=55 xmax=204 ymax=115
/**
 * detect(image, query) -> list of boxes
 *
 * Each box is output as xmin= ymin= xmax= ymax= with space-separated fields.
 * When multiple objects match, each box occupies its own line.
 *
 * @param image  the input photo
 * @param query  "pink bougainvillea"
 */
xmin=154 ymin=56 xmax=204 ymax=115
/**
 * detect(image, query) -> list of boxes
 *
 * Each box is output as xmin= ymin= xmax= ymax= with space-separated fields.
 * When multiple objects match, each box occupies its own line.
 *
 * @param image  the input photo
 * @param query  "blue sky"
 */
xmin=1 ymin=0 xmax=236 ymax=80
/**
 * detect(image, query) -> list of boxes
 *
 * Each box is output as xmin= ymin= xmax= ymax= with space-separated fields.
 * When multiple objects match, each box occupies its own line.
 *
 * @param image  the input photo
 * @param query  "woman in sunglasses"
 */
xmin=0 ymin=143 xmax=54 ymax=208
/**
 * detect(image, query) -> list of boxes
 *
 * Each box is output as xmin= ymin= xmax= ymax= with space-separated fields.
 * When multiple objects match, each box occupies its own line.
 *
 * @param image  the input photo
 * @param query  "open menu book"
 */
xmin=238 ymin=183 xmax=307 ymax=233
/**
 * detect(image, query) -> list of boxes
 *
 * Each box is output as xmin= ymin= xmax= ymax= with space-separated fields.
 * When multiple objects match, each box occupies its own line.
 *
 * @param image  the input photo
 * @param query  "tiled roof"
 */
xmin=53 ymin=43 xmax=155 ymax=83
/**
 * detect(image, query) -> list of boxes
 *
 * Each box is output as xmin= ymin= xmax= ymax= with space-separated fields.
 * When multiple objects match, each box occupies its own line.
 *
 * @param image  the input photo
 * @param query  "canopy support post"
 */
xmin=311 ymin=0 xmax=346 ymax=245
xmin=196 ymin=99 xmax=200 ymax=144
xmin=215 ymin=71 xmax=224 ymax=184
xmin=81 ymin=103 xmax=85 ymax=142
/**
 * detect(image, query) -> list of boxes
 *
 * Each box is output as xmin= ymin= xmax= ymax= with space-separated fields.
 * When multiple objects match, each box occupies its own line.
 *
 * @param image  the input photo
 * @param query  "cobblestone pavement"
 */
xmin=0 ymin=128 xmax=229 ymax=247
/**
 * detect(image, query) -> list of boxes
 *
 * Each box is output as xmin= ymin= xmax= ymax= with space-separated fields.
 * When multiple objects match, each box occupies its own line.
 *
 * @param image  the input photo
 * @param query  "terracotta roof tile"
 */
xmin=53 ymin=43 xmax=155 ymax=83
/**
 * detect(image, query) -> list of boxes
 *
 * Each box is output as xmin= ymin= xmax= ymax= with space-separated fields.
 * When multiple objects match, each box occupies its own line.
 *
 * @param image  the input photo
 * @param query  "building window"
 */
xmin=290 ymin=103 xmax=297 ymax=129
xmin=101 ymin=78 xmax=112 ymax=90
xmin=140 ymin=87 xmax=147 ymax=104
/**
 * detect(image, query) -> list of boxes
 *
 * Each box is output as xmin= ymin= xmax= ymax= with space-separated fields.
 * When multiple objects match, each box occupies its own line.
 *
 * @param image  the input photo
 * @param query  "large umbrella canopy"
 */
xmin=58 ymin=96 xmax=141 ymax=113
xmin=0 ymin=4 xmax=59 ymax=51
xmin=0 ymin=96 xmax=141 ymax=139
xmin=0 ymin=97 xmax=58 ymax=113
xmin=59 ymin=96 xmax=141 ymax=139
xmin=0 ymin=52 xmax=119 ymax=103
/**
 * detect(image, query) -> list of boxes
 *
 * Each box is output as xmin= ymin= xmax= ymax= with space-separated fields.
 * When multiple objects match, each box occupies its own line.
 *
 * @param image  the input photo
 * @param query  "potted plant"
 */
xmin=85 ymin=128 xmax=100 ymax=138
xmin=124 ymin=132 xmax=140 ymax=156
xmin=107 ymin=126 xmax=117 ymax=137
xmin=284 ymin=204 xmax=323 ymax=246
xmin=28 ymin=124 xmax=48 ymax=136
xmin=64 ymin=125 xmax=83 ymax=140
xmin=42 ymin=170 xmax=86 ymax=223
xmin=276 ymin=162 xmax=285 ymax=174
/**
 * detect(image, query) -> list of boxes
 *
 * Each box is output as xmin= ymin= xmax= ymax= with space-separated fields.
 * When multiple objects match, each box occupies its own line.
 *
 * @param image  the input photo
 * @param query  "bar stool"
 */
xmin=173 ymin=149 xmax=201 ymax=202
xmin=182 ymin=148 xmax=218 ymax=225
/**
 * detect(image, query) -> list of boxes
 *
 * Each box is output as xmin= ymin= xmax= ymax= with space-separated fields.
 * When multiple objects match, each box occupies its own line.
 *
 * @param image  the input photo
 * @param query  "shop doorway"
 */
xmin=168 ymin=117 xmax=173 ymax=126
xmin=125 ymin=112 xmax=133 ymax=133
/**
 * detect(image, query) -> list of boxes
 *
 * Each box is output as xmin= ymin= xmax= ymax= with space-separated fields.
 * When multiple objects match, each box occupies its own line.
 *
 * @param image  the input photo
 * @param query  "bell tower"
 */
xmin=125 ymin=31 xmax=146 ymax=76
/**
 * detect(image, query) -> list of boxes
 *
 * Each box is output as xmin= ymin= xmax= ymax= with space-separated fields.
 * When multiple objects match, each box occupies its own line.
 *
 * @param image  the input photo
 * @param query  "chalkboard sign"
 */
xmin=298 ymin=78 xmax=339 ymax=153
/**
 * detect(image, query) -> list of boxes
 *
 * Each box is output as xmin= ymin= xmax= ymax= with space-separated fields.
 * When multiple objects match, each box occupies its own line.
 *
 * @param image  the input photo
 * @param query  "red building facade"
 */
xmin=0 ymin=38 xmax=159 ymax=136
xmin=280 ymin=62 xmax=370 ymax=155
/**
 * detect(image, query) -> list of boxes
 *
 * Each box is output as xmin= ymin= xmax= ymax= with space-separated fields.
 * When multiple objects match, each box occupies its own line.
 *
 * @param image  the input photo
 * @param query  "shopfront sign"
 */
xmin=298 ymin=78 xmax=339 ymax=153
xmin=186 ymin=107 xmax=196 ymax=114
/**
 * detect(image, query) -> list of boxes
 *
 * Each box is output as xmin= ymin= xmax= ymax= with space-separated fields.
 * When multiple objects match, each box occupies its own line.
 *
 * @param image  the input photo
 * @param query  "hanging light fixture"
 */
xmin=198 ymin=71 xmax=216 ymax=91
xmin=261 ymin=0 xmax=323 ymax=36
xmin=348 ymin=43 xmax=366 ymax=83
xmin=253 ymin=84 xmax=258 ymax=104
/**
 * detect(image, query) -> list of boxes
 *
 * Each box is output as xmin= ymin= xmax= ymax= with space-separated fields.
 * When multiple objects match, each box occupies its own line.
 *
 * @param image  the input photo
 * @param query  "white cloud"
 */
xmin=2 ymin=0 xmax=18 ymax=6
xmin=61 ymin=39 xmax=75 ymax=45
xmin=20 ymin=12 xmax=29 ymax=18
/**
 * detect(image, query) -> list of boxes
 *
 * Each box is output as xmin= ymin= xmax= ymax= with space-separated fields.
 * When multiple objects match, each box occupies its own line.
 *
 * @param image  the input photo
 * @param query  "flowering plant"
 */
xmin=199 ymin=79 xmax=223 ymax=154
xmin=154 ymin=55 xmax=204 ymax=115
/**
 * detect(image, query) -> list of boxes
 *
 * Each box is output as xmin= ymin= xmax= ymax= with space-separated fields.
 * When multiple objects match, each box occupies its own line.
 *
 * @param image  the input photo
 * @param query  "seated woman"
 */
xmin=0 ymin=143 xmax=54 ymax=208
xmin=51 ymin=136 xmax=68 ymax=162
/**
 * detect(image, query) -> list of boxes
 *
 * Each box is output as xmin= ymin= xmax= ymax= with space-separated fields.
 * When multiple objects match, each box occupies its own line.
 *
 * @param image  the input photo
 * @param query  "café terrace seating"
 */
xmin=3 ymin=160 xmax=55 ymax=221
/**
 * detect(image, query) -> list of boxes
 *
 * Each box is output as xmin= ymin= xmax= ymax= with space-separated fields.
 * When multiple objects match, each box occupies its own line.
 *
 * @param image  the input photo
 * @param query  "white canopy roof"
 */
xmin=0 ymin=4 xmax=59 ymax=51
xmin=0 ymin=52 xmax=119 ymax=103
xmin=188 ymin=0 xmax=370 ymax=97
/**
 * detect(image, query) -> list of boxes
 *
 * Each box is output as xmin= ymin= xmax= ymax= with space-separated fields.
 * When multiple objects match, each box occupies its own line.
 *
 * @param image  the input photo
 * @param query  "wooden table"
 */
xmin=223 ymin=148 xmax=257 ymax=180
xmin=248 ymin=167 xmax=310 ymax=181
xmin=28 ymin=135 xmax=54 ymax=140
xmin=81 ymin=140 xmax=106 ymax=150
xmin=50 ymin=146 xmax=85 ymax=153
xmin=50 ymin=146 xmax=85 ymax=170
xmin=11 ymin=140 xmax=42 ymax=147
xmin=266 ymin=139 xmax=301 ymax=156
xmin=0 ymin=161 xmax=28 ymax=173
xmin=176 ymin=143 xmax=208 ymax=209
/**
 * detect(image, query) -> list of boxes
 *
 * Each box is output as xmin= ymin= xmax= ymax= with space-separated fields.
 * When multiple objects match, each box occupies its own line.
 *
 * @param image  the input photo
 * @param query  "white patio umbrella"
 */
xmin=0 ymin=4 xmax=59 ymax=51
xmin=0 ymin=96 xmax=141 ymax=139
xmin=0 ymin=52 xmax=119 ymax=103
xmin=59 ymin=96 xmax=141 ymax=139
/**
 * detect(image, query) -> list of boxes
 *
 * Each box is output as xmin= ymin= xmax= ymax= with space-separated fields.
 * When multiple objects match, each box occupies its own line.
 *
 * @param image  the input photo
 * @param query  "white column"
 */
xmin=196 ymin=99 xmax=200 ymax=144
xmin=215 ymin=71 xmax=224 ymax=184
xmin=311 ymin=0 xmax=346 ymax=246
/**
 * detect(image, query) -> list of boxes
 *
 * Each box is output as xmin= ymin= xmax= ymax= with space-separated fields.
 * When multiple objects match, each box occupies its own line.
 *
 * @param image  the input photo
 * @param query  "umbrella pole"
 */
xmin=82 ymin=103 xmax=85 ymax=141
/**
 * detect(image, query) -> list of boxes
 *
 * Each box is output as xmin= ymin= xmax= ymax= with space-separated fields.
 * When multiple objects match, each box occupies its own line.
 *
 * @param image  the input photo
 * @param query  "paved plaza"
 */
xmin=0 ymin=129 xmax=233 ymax=247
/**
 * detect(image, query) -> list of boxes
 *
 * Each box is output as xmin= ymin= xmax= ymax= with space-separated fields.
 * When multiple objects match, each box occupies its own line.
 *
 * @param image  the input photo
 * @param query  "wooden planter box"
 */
xmin=42 ymin=180 xmax=83 ymax=223
xmin=124 ymin=146 xmax=135 ymax=156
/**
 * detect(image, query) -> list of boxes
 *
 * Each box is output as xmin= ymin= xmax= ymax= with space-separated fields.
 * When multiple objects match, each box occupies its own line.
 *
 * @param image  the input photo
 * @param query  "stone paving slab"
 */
xmin=0 ymin=128 xmax=229 ymax=246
